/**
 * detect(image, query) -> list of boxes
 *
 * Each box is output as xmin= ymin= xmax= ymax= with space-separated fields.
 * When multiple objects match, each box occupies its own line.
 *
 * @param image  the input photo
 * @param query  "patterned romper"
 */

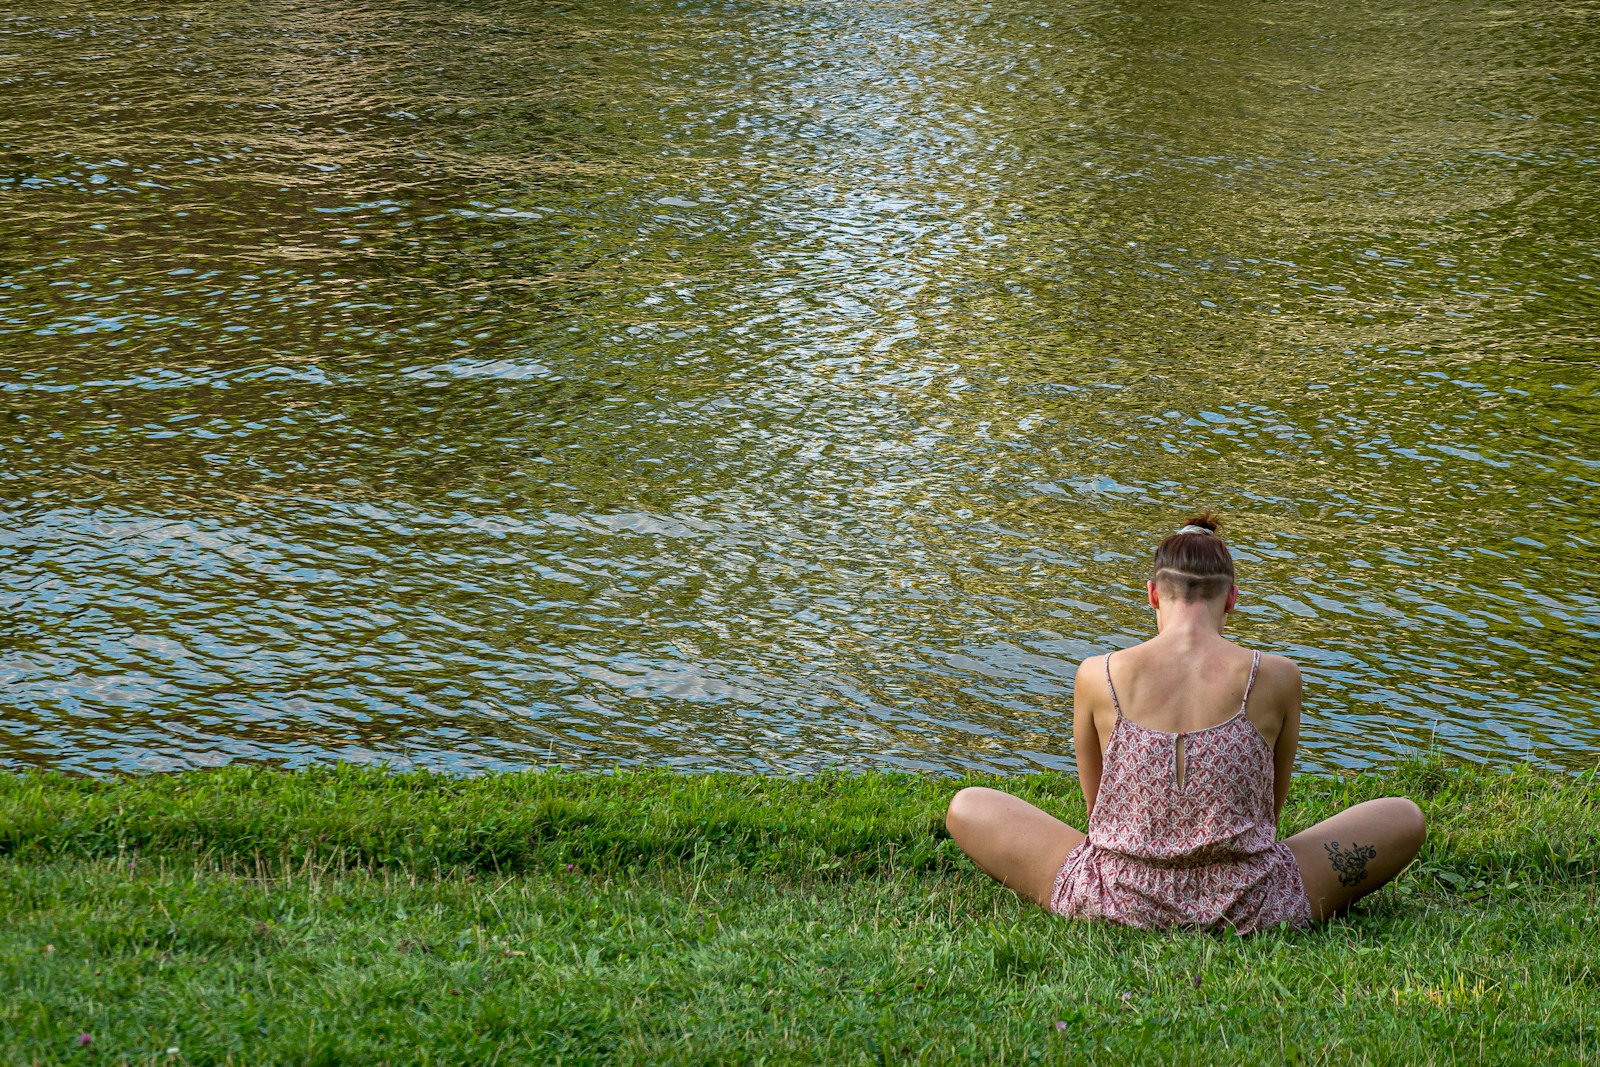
xmin=1050 ymin=650 xmax=1312 ymax=934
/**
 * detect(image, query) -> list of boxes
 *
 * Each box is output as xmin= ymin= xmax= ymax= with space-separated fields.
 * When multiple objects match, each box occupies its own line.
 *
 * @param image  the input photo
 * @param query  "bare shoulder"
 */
xmin=1253 ymin=653 xmax=1302 ymax=698
xmin=1072 ymin=653 xmax=1114 ymax=708
xmin=1073 ymin=653 xmax=1107 ymax=685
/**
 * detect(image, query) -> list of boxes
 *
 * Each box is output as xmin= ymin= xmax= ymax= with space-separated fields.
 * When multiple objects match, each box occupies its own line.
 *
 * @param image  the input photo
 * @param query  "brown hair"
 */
xmin=1151 ymin=510 xmax=1235 ymax=601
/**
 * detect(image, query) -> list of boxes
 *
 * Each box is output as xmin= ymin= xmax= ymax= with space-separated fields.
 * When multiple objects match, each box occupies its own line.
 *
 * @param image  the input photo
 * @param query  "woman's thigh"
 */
xmin=945 ymin=787 xmax=1085 ymax=908
xmin=1284 ymin=797 xmax=1426 ymax=921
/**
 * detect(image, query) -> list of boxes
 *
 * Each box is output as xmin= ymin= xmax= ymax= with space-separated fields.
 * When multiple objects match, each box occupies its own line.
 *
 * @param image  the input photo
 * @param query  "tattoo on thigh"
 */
xmin=1324 ymin=841 xmax=1378 ymax=887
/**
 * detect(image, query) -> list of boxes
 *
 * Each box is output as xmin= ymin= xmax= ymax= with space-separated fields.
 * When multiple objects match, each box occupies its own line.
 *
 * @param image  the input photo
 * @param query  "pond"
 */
xmin=1 ymin=0 xmax=1595 ymax=776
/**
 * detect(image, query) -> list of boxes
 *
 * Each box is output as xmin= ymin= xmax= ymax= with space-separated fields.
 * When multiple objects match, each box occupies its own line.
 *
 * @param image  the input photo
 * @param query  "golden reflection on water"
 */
xmin=0 ymin=0 xmax=1595 ymax=775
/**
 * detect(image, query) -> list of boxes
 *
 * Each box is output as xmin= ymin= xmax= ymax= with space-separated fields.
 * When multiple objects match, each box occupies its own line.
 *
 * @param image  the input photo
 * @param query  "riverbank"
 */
xmin=3 ymin=761 xmax=1595 ymax=1063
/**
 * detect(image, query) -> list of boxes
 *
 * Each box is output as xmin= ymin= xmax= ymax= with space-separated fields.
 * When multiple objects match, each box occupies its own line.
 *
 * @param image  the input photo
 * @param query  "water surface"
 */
xmin=1 ymin=0 xmax=1596 ymax=776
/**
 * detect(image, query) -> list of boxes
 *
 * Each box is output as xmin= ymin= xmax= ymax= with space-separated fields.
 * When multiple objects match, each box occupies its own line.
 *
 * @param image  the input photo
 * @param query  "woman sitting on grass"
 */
xmin=946 ymin=512 xmax=1426 ymax=934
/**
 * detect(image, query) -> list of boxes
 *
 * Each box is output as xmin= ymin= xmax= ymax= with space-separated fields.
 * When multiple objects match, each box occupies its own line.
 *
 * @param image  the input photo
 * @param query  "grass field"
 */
xmin=2 ymin=761 xmax=1596 ymax=1064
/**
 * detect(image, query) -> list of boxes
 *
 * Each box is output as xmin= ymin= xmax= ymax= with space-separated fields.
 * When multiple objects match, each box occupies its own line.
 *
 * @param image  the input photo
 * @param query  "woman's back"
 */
xmin=1049 ymin=647 xmax=1313 ymax=932
xmin=1092 ymin=635 xmax=1295 ymax=759
xmin=1077 ymin=629 xmax=1303 ymax=825
xmin=1097 ymin=648 xmax=1273 ymax=849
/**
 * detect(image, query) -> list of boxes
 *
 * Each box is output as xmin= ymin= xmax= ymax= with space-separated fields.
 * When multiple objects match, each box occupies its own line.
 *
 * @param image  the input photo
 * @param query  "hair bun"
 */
xmin=1183 ymin=510 xmax=1222 ymax=535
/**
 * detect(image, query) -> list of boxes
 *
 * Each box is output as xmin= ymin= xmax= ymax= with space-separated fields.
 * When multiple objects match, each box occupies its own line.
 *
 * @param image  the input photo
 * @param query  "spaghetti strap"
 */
xmin=1103 ymin=651 xmax=1125 ymax=719
xmin=1239 ymin=650 xmax=1262 ymax=715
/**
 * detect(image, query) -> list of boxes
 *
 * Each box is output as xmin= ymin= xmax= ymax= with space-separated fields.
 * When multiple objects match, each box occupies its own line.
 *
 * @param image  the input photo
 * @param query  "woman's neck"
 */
xmin=1153 ymin=599 xmax=1229 ymax=641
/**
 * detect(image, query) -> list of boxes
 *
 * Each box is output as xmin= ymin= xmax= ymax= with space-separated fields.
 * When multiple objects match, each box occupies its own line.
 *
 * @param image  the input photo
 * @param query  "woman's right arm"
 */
xmin=1073 ymin=657 xmax=1105 ymax=818
xmin=1271 ymin=657 xmax=1302 ymax=821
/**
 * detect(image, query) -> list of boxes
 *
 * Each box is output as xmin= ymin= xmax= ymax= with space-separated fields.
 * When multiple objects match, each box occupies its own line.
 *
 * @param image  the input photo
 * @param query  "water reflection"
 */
xmin=1 ymin=0 xmax=1595 ymax=776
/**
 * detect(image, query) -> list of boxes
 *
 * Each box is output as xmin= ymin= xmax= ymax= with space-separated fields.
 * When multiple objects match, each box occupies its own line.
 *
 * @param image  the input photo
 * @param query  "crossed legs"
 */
xmin=944 ymin=789 xmax=1426 ymax=921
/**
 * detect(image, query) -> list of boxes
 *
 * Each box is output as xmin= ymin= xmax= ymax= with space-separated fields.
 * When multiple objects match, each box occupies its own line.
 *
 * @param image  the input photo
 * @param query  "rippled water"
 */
xmin=2 ymin=0 xmax=1596 ymax=776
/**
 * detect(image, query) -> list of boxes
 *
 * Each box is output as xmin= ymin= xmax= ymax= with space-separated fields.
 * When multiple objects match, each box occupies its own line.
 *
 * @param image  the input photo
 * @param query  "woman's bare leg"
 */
xmin=1285 ymin=797 xmax=1426 ymax=921
xmin=945 ymin=788 xmax=1085 ymax=908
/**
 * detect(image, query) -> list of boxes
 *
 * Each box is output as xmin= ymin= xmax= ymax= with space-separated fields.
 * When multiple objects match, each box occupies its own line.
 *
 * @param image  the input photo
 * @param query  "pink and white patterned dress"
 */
xmin=1050 ymin=649 xmax=1312 ymax=934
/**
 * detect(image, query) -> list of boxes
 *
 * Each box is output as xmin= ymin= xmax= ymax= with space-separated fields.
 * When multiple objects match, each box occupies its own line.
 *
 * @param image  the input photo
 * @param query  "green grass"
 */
xmin=2 ymin=761 xmax=1597 ymax=1064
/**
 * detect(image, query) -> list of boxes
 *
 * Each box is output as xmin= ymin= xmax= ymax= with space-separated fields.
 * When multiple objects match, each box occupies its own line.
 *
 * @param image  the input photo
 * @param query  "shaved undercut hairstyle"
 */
xmin=1152 ymin=510 xmax=1235 ymax=601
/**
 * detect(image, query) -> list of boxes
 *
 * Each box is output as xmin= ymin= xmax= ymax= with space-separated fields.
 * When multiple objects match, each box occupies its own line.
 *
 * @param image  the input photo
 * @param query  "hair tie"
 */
xmin=1175 ymin=524 xmax=1214 ymax=536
